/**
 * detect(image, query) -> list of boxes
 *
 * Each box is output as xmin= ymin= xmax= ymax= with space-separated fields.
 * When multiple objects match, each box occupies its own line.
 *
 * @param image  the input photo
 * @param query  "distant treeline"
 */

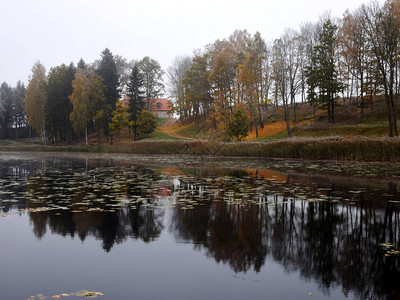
xmin=1 ymin=49 xmax=165 ymax=144
xmin=0 ymin=81 xmax=29 ymax=139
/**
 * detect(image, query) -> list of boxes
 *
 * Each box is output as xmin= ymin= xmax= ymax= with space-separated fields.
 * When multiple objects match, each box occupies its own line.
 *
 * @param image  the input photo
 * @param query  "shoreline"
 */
xmin=1 ymin=136 xmax=399 ymax=162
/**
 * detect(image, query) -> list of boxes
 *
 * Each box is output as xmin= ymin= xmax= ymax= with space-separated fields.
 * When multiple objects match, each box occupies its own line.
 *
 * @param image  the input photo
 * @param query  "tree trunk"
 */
xmin=85 ymin=124 xmax=88 ymax=146
xmin=384 ymin=89 xmax=393 ymax=137
xmin=284 ymin=100 xmax=291 ymax=138
xmin=360 ymin=72 xmax=364 ymax=119
xmin=293 ymin=101 xmax=297 ymax=122
xmin=258 ymin=105 xmax=264 ymax=129
xmin=313 ymin=104 xmax=316 ymax=123
xmin=254 ymin=117 xmax=259 ymax=138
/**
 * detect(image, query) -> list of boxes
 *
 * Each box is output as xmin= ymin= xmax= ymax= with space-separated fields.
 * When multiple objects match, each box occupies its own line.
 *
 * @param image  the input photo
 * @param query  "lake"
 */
xmin=0 ymin=152 xmax=399 ymax=300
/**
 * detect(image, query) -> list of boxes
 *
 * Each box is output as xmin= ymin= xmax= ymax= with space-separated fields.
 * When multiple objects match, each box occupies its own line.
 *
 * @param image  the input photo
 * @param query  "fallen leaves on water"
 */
xmin=27 ymin=290 xmax=104 ymax=299
xmin=379 ymin=242 xmax=400 ymax=256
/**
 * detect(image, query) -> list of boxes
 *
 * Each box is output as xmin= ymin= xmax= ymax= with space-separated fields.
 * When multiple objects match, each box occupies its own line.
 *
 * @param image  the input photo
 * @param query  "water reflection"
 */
xmin=1 ymin=154 xmax=400 ymax=299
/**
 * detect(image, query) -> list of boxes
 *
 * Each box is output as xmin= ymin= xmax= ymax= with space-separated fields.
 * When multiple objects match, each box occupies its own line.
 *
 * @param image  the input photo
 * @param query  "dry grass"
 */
xmin=2 ymin=136 xmax=400 ymax=162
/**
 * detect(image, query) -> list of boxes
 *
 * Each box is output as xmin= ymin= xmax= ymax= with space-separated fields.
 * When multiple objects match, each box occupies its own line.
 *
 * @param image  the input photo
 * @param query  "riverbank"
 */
xmin=1 ymin=136 xmax=400 ymax=162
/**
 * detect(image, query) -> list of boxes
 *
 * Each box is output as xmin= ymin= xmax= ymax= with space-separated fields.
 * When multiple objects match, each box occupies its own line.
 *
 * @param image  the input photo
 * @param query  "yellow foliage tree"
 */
xmin=24 ymin=61 xmax=47 ymax=145
xmin=69 ymin=70 xmax=91 ymax=145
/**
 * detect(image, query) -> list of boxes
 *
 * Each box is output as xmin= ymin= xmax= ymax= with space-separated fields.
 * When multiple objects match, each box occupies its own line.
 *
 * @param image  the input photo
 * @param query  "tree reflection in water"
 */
xmin=170 ymin=169 xmax=400 ymax=299
xmin=22 ymin=158 xmax=165 ymax=251
xmin=1 ymin=156 xmax=400 ymax=299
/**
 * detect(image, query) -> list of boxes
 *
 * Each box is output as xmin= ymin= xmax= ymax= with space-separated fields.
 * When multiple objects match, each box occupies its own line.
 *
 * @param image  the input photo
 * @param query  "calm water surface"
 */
xmin=1 ymin=152 xmax=400 ymax=300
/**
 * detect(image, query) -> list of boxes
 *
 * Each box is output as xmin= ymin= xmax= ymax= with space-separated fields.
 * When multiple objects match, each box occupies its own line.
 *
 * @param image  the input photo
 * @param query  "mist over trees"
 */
xmin=2 ymin=0 xmax=400 ymax=143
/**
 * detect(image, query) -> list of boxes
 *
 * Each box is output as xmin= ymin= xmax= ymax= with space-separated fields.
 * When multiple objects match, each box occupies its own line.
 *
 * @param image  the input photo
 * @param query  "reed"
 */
xmin=1 ymin=137 xmax=399 ymax=161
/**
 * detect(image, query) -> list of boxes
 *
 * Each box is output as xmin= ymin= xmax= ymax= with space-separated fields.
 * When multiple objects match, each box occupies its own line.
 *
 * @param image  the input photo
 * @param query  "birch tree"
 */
xmin=25 ymin=61 xmax=47 ymax=145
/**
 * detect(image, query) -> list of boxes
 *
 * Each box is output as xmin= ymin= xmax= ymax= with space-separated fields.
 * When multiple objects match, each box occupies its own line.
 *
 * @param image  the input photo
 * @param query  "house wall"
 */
xmin=155 ymin=111 xmax=169 ymax=118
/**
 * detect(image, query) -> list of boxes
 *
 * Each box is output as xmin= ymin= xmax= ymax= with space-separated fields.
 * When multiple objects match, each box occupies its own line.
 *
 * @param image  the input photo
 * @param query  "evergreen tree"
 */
xmin=127 ymin=63 xmax=145 ymax=140
xmin=0 ymin=82 xmax=13 ymax=136
xmin=77 ymin=58 xmax=89 ymax=76
xmin=227 ymin=108 xmax=249 ymax=141
xmin=96 ymin=48 xmax=120 ymax=143
xmin=96 ymin=48 xmax=120 ymax=111
xmin=306 ymin=19 xmax=343 ymax=123
xmin=12 ymin=81 xmax=26 ymax=138
xmin=46 ymin=63 xmax=76 ymax=143
xmin=137 ymin=110 xmax=157 ymax=138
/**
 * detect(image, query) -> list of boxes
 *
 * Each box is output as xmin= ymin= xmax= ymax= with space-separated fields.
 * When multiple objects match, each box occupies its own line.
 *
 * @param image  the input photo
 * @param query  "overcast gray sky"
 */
xmin=1 ymin=0 xmax=380 ymax=86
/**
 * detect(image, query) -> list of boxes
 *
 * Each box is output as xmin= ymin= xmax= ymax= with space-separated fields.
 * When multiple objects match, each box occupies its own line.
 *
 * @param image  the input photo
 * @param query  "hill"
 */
xmin=161 ymin=97 xmax=398 ymax=141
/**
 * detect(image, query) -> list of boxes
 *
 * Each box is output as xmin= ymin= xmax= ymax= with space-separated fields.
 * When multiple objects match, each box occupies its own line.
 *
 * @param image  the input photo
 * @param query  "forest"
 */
xmin=1 ymin=0 xmax=400 ymax=144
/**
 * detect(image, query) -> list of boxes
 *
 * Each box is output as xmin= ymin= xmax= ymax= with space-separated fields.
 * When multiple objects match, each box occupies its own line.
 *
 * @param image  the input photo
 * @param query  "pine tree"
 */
xmin=137 ymin=110 xmax=157 ymax=138
xmin=96 ymin=48 xmax=120 ymax=143
xmin=127 ymin=63 xmax=145 ymax=140
xmin=46 ymin=63 xmax=76 ymax=143
xmin=306 ymin=19 xmax=343 ymax=123
xmin=227 ymin=108 xmax=249 ymax=141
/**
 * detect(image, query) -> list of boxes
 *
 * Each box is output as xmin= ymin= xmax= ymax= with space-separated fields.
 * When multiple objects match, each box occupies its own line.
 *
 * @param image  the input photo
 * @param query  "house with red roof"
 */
xmin=151 ymin=98 xmax=171 ymax=118
xmin=120 ymin=98 xmax=171 ymax=118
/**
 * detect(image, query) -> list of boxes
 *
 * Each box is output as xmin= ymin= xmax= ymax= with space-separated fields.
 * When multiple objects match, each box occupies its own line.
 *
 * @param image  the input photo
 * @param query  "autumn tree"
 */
xmin=89 ymin=73 xmax=109 ymax=145
xmin=339 ymin=9 xmax=370 ymax=118
xmin=127 ymin=63 xmax=145 ymax=140
xmin=69 ymin=70 xmax=91 ymax=145
xmin=25 ymin=61 xmax=47 ymax=145
xmin=360 ymin=1 xmax=399 ymax=136
xmin=109 ymin=101 xmax=129 ymax=142
xmin=237 ymin=32 xmax=269 ymax=137
xmin=272 ymin=37 xmax=292 ymax=137
xmin=182 ymin=53 xmax=213 ymax=120
xmin=208 ymin=39 xmax=238 ymax=130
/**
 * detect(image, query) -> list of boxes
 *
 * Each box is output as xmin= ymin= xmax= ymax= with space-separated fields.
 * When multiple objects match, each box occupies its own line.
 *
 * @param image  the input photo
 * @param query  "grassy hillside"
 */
xmin=167 ymin=97 xmax=399 ymax=141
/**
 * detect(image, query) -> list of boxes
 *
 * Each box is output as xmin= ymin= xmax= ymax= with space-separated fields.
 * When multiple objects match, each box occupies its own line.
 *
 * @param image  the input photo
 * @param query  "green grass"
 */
xmin=148 ymin=118 xmax=183 ymax=140
xmin=148 ymin=130 xmax=183 ymax=140
xmin=177 ymin=122 xmax=211 ymax=139
xmin=156 ymin=118 xmax=170 ymax=126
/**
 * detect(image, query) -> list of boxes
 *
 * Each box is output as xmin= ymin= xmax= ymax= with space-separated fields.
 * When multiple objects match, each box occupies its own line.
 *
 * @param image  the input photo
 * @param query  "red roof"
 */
xmin=120 ymin=98 xmax=171 ymax=111
xmin=151 ymin=98 xmax=171 ymax=111
xmin=121 ymin=99 xmax=129 ymax=106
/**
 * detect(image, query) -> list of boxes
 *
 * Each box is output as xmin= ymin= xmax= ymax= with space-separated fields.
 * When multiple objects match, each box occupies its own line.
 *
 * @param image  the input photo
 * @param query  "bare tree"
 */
xmin=167 ymin=55 xmax=192 ymax=118
xmin=360 ymin=1 xmax=399 ymax=136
